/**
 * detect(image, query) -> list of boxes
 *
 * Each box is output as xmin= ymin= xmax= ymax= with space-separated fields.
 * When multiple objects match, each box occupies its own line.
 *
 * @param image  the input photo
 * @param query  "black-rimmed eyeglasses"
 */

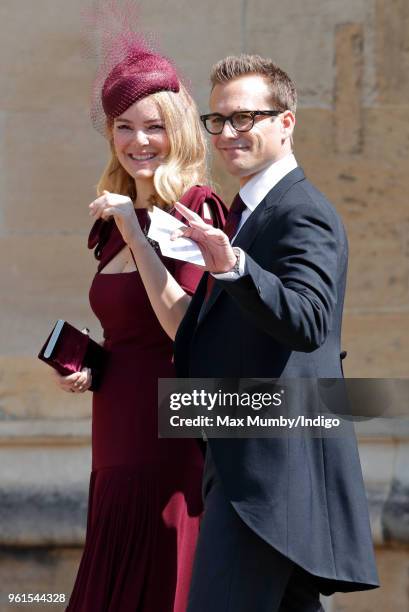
xmin=200 ymin=110 xmax=283 ymax=135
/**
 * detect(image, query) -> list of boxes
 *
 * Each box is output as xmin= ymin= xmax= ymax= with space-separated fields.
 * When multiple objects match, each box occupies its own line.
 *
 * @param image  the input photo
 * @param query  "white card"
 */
xmin=147 ymin=206 xmax=205 ymax=266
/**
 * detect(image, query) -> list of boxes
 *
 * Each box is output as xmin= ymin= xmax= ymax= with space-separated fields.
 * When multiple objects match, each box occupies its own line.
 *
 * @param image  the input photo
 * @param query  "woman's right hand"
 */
xmin=52 ymin=367 xmax=92 ymax=393
xmin=89 ymin=190 xmax=144 ymax=246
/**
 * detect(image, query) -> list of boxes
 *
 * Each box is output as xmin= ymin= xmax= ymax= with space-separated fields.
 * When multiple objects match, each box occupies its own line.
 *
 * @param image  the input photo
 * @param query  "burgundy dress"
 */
xmin=67 ymin=186 xmax=226 ymax=612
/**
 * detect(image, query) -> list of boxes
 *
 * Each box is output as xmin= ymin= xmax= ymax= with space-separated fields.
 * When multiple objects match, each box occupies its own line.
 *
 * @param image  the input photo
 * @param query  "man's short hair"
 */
xmin=210 ymin=54 xmax=297 ymax=114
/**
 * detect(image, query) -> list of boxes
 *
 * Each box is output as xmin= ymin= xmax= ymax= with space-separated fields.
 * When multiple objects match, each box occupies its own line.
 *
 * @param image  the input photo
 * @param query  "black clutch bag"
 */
xmin=38 ymin=320 xmax=107 ymax=391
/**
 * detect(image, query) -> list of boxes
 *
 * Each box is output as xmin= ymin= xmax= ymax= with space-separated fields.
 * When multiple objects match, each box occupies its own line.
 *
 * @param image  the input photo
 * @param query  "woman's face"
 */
xmin=112 ymin=96 xmax=170 ymax=181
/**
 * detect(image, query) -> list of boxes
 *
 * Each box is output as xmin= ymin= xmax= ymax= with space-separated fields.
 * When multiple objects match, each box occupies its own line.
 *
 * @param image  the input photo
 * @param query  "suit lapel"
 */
xmin=198 ymin=201 xmax=268 ymax=320
xmin=232 ymin=195 xmax=269 ymax=251
xmin=196 ymin=167 xmax=306 ymax=324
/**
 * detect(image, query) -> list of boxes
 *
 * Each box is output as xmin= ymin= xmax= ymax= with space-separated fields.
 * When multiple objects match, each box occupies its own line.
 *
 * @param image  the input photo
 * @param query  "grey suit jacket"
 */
xmin=174 ymin=167 xmax=379 ymax=595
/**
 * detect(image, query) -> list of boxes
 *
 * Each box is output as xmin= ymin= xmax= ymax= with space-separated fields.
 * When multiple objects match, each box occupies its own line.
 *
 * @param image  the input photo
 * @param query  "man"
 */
xmin=173 ymin=55 xmax=379 ymax=611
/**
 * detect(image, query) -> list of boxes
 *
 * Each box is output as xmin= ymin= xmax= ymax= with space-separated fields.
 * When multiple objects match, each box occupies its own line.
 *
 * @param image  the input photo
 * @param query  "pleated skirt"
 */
xmin=67 ymin=464 xmax=203 ymax=612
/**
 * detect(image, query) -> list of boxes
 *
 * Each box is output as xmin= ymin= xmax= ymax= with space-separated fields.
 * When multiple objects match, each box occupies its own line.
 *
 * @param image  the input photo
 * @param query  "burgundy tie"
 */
xmin=205 ymin=194 xmax=246 ymax=299
xmin=224 ymin=193 xmax=247 ymax=240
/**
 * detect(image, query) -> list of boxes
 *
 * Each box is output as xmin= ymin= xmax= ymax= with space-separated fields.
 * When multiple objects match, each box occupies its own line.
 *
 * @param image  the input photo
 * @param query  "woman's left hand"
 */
xmin=89 ymin=190 xmax=144 ymax=245
xmin=52 ymin=367 xmax=92 ymax=393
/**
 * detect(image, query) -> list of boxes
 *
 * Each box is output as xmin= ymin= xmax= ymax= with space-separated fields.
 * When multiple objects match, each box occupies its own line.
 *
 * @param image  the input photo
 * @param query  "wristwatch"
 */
xmin=231 ymin=247 xmax=241 ymax=275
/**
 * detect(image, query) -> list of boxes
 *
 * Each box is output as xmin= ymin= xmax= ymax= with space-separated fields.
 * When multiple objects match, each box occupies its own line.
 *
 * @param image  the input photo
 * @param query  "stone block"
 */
xmin=357 ymin=440 xmax=396 ymax=544
xmin=0 ymin=548 xmax=80 ymax=610
xmin=138 ymin=0 xmax=242 ymax=111
xmin=334 ymin=23 xmax=363 ymax=154
xmin=0 ymin=443 xmax=90 ymax=546
xmin=383 ymin=441 xmax=409 ymax=545
xmin=0 ymin=356 xmax=92 ymax=421
xmin=292 ymin=156 xmax=409 ymax=312
xmin=333 ymin=548 xmax=409 ymax=611
xmin=244 ymin=0 xmax=374 ymax=107
xmin=295 ymin=109 xmax=334 ymax=159
xmin=299 ymin=158 xmax=409 ymax=226
xmin=2 ymin=110 xmax=105 ymax=234
xmin=342 ymin=313 xmax=409 ymax=378
xmin=0 ymin=0 xmax=91 ymax=114
xmin=0 ymin=234 xmax=100 ymax=356
xmin=376 ymin=0 xmax=409 ymax=104
xmin=363 ymin=106 xmax=409 ymax=160
xmin=359 ymin=442 xmax=396 ymax=487
xmin=345 ymin=220 xmax=409 ymax=310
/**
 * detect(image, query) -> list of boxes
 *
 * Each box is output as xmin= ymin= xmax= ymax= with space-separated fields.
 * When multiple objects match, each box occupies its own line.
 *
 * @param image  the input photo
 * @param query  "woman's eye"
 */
xmin=116 ymin=124 xmax=131 ymax=130
xmin=148 ymin=124 xmax=165 ymax=131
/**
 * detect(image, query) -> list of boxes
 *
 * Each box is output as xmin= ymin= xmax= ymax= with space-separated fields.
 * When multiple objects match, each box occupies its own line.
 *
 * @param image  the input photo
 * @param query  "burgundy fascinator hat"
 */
xmin=83 ymin=0 xmax=181 ymax=134
xmin=101 ymin=50 xmax=180 ymax=119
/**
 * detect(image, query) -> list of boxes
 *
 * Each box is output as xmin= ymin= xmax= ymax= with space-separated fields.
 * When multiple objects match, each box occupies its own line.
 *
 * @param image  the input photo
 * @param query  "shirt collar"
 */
xmin=239 ymin=153 xmax=298 ymax=211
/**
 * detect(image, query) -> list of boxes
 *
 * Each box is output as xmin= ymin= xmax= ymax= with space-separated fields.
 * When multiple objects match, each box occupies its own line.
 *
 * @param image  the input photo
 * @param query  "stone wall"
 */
xmin=0 ymin=1 xmax=408 ymax=610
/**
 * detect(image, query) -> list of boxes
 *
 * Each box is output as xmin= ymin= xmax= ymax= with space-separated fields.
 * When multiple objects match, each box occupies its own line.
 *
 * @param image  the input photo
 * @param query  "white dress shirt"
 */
xmin=213 ymin=153 xmax=298 ymax=280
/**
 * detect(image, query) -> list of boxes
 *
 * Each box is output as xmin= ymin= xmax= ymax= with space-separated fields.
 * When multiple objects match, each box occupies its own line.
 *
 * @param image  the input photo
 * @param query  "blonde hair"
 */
xmin=97 ymin=84 xmax=209 ymax=207
xmin=211 ymin=54 xmax=297 ymax=114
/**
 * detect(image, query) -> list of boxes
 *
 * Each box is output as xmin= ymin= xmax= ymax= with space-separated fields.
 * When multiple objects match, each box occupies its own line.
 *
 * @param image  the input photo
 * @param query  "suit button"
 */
xmin=257 ymin=285 xmax=262 ymax=295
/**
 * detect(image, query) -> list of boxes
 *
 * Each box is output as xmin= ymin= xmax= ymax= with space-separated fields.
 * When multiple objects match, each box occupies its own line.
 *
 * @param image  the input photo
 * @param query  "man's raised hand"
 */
xmin=172 ymin=202 xmax=236 ymax=273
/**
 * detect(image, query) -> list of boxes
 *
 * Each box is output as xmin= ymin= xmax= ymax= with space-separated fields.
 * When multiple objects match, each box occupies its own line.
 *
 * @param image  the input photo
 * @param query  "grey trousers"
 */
xmin=187 ymin=449 xmax=324 ymax=612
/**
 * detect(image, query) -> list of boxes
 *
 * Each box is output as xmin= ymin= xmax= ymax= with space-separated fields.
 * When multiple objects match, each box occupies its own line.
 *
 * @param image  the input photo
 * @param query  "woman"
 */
xmin=55 ymin=41 xmax=226 ymax=611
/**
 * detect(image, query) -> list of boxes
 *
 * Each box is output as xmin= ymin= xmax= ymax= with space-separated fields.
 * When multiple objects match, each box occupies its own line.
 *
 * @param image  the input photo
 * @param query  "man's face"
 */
xmin=209 ymin=74 xmax=293 ymax=185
